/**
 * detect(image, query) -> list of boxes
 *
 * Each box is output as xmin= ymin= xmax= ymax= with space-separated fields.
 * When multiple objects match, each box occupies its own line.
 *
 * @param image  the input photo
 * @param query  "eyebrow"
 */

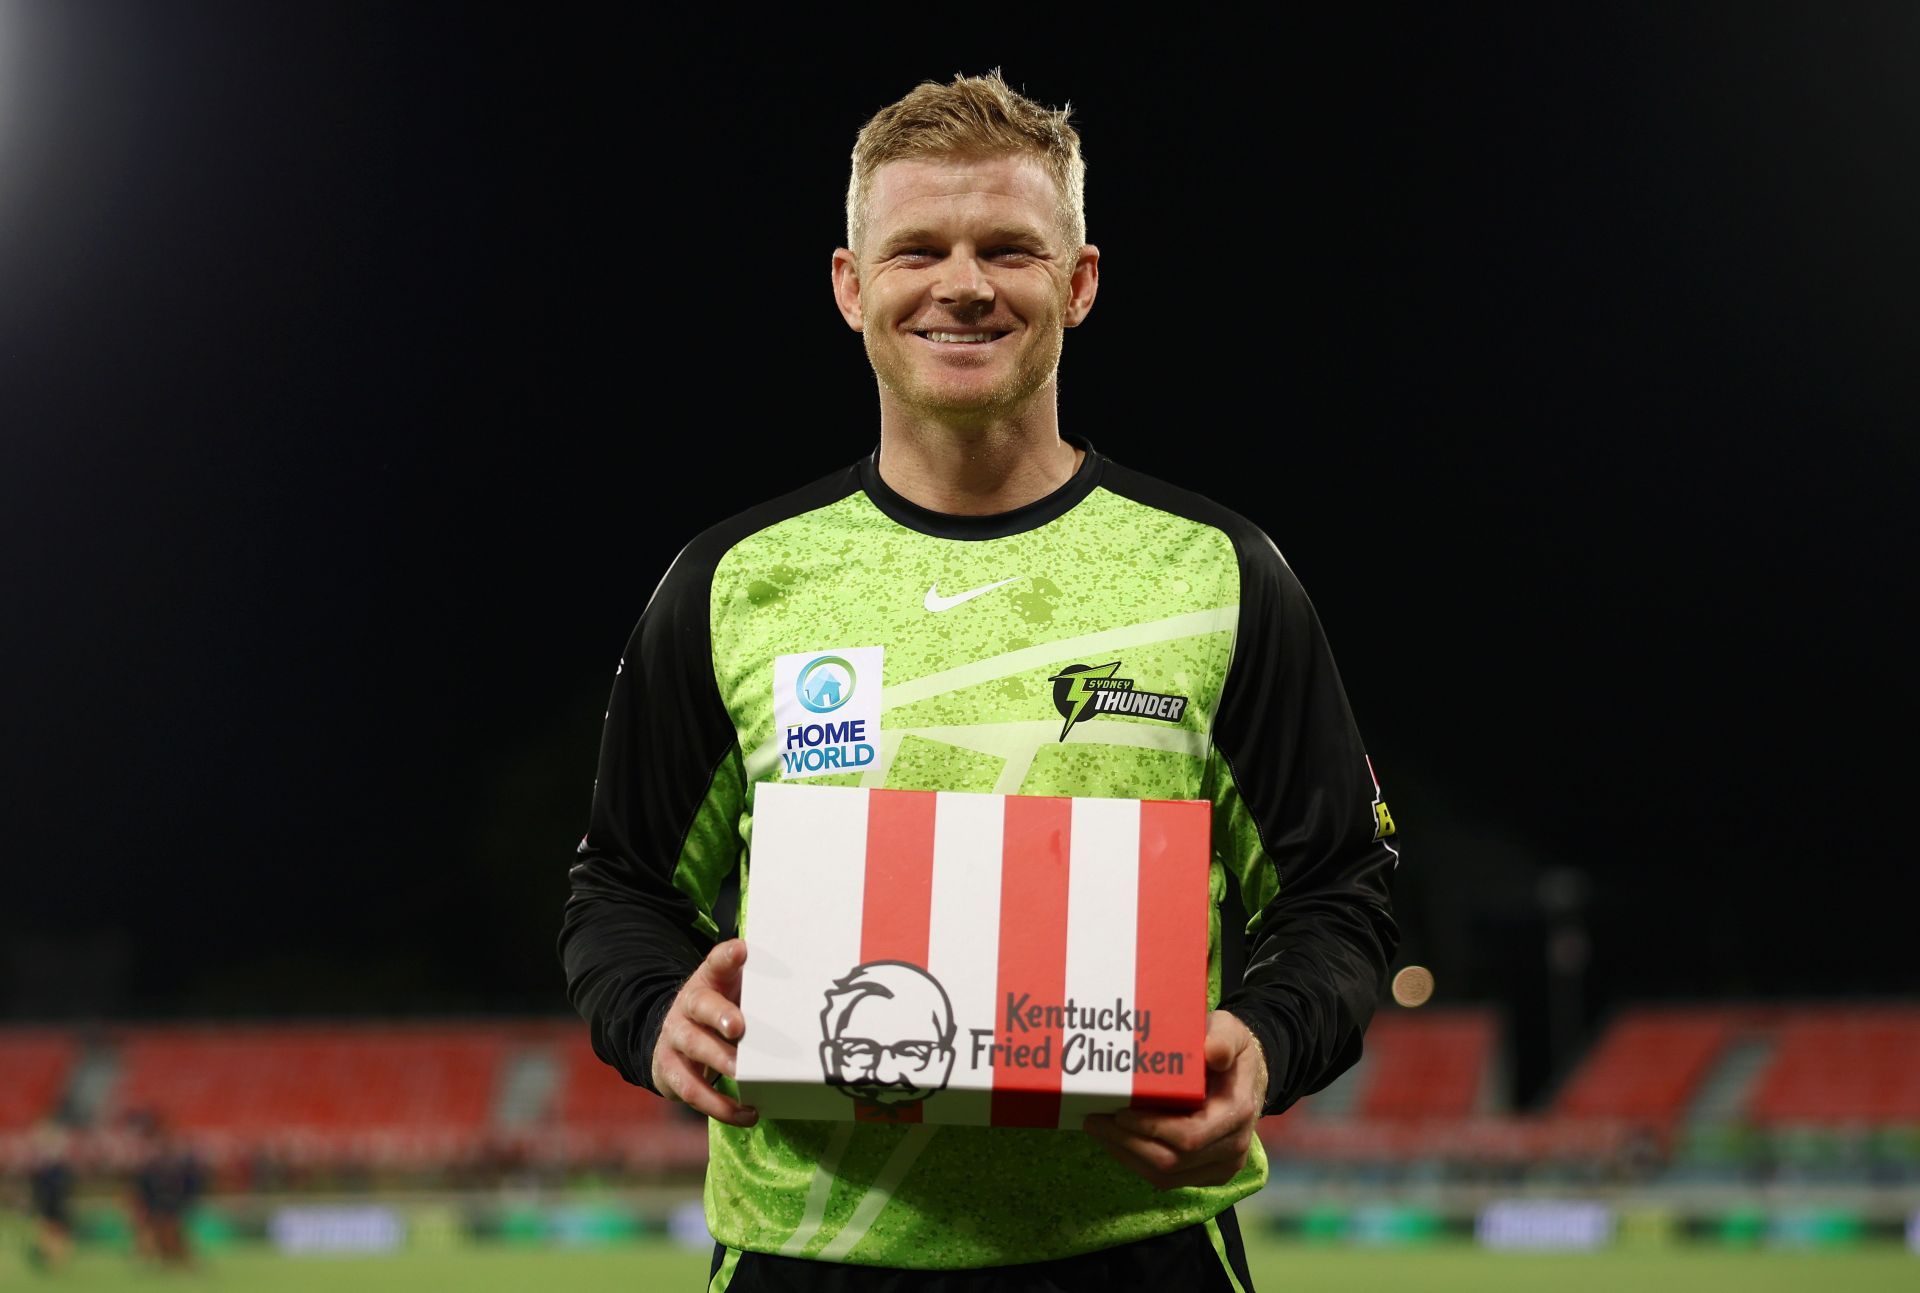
xmin=877 ymin=227 xmax=1053 ymax=252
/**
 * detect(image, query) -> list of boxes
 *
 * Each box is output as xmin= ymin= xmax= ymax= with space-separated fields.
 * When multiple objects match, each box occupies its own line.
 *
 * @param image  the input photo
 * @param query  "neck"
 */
xmin=874 ymin=391 xmax=1084 ymax=516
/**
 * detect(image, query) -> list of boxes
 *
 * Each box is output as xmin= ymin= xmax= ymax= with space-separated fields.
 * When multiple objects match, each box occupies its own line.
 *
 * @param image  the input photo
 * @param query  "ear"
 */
xmin=831 ymin=248 xmax=863 ymax=331
xmin=1063 ymin=244 xmax=1100 ymax=328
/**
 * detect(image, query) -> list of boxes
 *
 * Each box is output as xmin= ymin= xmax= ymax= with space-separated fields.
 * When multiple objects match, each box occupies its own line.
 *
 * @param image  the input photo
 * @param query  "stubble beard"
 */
xmin=866 ymin=318 xmax=1066 ymax=428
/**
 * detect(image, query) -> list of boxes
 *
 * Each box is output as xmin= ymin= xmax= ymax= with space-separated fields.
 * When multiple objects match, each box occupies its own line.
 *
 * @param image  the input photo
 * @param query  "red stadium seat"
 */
xmin=1350 ymin=1010 xmax=1498 ymax=1121
xmin=108 ymin=1024 xmax=515 ymax=1136
xmin=0 ymin=1032 xmax=77 ymax=1130
xmin=1554 ymin=1008 xmax=1741 ymax=1127
xmin=554 ymin=1032 xmax=672 ymax=1127
xmin=1748 ymin=1006 xmax=1920 ymax=1125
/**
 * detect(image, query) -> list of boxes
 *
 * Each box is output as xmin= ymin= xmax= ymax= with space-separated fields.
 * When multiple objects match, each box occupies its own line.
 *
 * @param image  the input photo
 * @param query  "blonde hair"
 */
xmin=845 ymin=68 xmax=1087 ymax=259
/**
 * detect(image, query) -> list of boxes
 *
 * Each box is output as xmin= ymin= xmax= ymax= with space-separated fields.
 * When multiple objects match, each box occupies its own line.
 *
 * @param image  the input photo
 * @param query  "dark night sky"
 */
xmin=3 ymin=6 xmax=1915 ymax=1096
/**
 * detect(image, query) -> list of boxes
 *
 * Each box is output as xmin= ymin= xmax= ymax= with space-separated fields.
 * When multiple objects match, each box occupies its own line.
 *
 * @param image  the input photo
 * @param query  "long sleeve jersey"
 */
xmin=557 ymin=434 xmax=1400 ymax=1268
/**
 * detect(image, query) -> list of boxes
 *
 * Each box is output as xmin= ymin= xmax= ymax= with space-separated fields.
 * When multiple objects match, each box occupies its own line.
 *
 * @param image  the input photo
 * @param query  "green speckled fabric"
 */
xmin=694 ymin=483 xmax=1271 ymax=1268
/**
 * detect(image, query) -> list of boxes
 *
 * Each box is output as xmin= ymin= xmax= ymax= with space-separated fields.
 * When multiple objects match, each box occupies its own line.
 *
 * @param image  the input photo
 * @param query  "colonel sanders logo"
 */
xmin=817 ymin=961 xmax=956 ymax=1106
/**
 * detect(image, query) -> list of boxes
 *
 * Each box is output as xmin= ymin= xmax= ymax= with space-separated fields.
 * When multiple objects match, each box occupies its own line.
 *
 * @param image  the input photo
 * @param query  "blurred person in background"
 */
xmin=126 ymin=1111 xmax=206 ymax=1268
xmin=25 ymin=1121 xmax=76 ymax=1273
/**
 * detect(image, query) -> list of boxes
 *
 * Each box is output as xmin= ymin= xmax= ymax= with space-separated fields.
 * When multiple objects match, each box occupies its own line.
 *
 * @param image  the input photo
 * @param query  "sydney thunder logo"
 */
xmin=1048 ymin=661 xmax=1190 ymax=742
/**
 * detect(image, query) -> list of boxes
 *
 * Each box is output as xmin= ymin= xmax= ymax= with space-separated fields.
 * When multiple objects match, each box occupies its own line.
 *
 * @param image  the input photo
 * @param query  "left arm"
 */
xmin=1085 ymin=531 xmax=1400 ymax=1185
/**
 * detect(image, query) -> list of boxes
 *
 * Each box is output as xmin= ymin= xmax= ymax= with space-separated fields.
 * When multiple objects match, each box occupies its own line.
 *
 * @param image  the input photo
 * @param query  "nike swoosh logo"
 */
xmin=924 ymin=577 xmax=1019 ymax=613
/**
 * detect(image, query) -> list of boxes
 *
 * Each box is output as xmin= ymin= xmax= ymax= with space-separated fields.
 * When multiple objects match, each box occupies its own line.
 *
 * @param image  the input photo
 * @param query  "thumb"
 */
xmin=1204 ymin=1011 xmax=1246 ymax=1072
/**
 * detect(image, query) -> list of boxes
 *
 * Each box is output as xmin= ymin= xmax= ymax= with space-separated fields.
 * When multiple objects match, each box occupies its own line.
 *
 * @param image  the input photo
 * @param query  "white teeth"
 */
xmin=921 ymin=331 xmax=997 ymax=343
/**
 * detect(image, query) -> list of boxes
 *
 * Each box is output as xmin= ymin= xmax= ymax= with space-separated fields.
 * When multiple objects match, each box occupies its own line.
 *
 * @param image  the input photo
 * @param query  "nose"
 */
xmin=932 ymin=247 xmax=993 ymax=310
xmin=872 ymin=1053 xmax=907 ymax=1085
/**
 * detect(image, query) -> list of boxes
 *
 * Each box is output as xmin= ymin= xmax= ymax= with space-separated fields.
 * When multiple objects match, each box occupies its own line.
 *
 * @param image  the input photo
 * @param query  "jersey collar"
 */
xmin=857 ymin=432 xmax=1104 ymax=541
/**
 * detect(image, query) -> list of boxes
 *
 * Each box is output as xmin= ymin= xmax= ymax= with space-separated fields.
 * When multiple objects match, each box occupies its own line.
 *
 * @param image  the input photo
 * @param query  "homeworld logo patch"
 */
xmin=1048 ymin=661 xmax=1190 ymax=742
xmin=773 ymin=646 xmax=884 ymax=778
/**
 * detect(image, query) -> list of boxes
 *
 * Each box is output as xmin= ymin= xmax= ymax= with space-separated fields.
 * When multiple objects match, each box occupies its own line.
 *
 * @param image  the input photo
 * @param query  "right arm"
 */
xmin=556 ymin=540 xmax=752 ymax=1121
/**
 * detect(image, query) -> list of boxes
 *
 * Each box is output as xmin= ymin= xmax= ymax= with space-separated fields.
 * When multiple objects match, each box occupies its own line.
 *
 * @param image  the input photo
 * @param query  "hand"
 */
xmin=1081 ymin=1010 xmax=1267 ymax=1190
xmin=650 ymin=938 xmax=759 ymax=1128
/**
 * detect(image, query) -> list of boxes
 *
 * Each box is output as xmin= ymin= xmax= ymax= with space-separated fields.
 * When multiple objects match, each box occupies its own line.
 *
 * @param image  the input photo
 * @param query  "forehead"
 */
xmin=865 ymin=154 xmax=1061 ymax=243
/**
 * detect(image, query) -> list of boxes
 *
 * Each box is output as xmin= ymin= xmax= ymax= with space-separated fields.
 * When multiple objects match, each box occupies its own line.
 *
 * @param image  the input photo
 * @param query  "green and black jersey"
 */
xmin=558 ymin=434 xmax=1400 ymax=1268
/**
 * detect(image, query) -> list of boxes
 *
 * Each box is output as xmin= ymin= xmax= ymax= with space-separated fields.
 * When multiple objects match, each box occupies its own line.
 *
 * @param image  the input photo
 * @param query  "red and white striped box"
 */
xmin=734 ymin=783 xmax=1209 ymax=1128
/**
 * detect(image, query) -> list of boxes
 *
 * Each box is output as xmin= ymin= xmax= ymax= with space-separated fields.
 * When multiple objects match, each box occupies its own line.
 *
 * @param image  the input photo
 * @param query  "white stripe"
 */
xmin=1059 ymin=798 xmax=1140 ymax=1127
xmin=848 ymin=719 xmax=1208 ymax=796
xmin=878 ymin=721 xmax=1209 ymax=761
xmin=992 ymin=743 xmax=1042 ymax=795
xmin=815 ymin=1124 xmax=938 ymax=1262
xmin=744 ymin=606 xmax=1238 ymax=781
xmin=734 ymin=784 xmax=867 ymax=1096
xmin=925 ymin=792 xmax=1004 ymax=1126
xmin=777 ymin=1121 xmax=854 ymax=1257
xmin=858 ymin=729 xmax=907 ymax=788
xmin=880 ymin=607 xmax=1239 ymax=712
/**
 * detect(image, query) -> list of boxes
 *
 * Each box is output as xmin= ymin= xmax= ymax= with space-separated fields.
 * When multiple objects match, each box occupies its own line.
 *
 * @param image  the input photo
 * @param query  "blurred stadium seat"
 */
xmin=4 ymin=1003 xmax=1918 ymax=1190
xmin=0 ymin=1029 xmax=77 ymax=1129
xmin=553 ymin=1030 xmax=670 ymax=1130
xmin=1554 ymin=1008 xmax=1741 ymax=1127
xmin=108 ymin=1025 xmax=509 ymax=1135
xmin=1350 ymin=1009 xmax=1500 ymax=1121
xmin=1748 ymin=1006 xmax=1920 ymax=1124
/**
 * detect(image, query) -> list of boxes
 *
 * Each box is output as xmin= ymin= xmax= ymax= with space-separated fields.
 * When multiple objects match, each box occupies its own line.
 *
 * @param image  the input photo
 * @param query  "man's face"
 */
xmin=821 ymin=990 xmax=955 ymax=1105
xmin=832 ymin=153 xmax=1099 ymax=425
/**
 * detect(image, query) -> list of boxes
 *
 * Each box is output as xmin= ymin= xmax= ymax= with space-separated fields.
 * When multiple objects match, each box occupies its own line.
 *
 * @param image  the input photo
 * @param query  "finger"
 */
xmin=1112 ymin=1101 xmax=1239 ymax=1151
xmin=1084 ymin=1114 xmax=1187 ymax=1174
xmin=1090 ymin=1114 xmax=1251 ymax=1183
xmin=702 ymin=939 xmax=748 ymax=992
xmin=666 ymin=1012 xmax=738 ymax=1078
xmin=681 ymin=986 xmax=746 ymax=1040
xmin=1084 ymin=1117 xmax=1177 ymax=1180
xmin=1119 ymin=1123 xmax=1243 ymax=1176
xmin=1149 ymin=1157 xmax=1248 ymax=1190
xmin=657 ymin=1053 xmax=758 ymax=1127
xmin=1084 ymin=1120 xmax=1241 ymax=1190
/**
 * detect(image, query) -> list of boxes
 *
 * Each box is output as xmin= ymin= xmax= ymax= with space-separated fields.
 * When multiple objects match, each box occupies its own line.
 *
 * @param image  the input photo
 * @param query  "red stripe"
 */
xmin=859 ymin=789 xmax=936 ymax=965
xmin=991 ymin=795 xmax=1073 ymax=1128
xmin=853 ymin=788 xmax=938 ymax=1124
xmin=1133 ymin=799 xmax=1209 ymax=1109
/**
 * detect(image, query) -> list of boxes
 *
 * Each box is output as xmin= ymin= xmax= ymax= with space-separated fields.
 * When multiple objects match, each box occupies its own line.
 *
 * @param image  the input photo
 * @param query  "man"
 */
xmin=127 ymin=1112 xmax=206 ymax=1269
xmin=25 ymin=1121 xmax=76 ymax=1273
xmin=559 ymin=69 xmax=1399 ymax=1291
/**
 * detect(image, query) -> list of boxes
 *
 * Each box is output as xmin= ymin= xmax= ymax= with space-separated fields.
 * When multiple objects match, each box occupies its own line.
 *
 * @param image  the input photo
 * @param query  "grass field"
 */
xmin=2 ymin=1241 xmax=1914 ymax=1291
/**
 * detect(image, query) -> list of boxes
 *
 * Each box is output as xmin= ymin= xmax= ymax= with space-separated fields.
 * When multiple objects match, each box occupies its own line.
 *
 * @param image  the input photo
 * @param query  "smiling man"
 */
xmin=559 ymin=69 xmax=1400 ymax=1292
xmin=838 ymin=148 xmax=1091 ymax=441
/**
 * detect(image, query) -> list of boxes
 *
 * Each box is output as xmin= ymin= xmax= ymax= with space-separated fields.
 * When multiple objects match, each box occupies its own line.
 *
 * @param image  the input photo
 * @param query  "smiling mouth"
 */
xmin=913 ymin=330 xmax=1009 ymax=345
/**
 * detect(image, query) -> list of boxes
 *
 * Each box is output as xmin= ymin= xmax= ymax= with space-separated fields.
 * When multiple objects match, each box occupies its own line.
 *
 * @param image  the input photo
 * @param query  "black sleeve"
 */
xmin=556 ymin=538 xmax=745 ymax=1096
xmin=1210 ymin=531 xmax=1401 ymax=1117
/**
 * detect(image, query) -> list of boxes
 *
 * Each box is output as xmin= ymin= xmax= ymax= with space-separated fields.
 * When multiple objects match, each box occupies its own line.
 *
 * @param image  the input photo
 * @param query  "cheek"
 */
xmin=1017 ymin=285 xmax=1068 ymax=328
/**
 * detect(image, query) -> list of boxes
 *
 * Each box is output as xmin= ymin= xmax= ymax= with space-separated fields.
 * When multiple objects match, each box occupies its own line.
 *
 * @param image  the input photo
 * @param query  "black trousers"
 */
xmin=706 ymin=1207 xmax=1255 ymax=1292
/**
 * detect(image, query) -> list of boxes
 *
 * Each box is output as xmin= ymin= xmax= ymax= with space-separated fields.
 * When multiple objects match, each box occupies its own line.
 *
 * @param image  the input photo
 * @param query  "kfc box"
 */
xmin=735 ymin=783 xmax=1209 ymax=1127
